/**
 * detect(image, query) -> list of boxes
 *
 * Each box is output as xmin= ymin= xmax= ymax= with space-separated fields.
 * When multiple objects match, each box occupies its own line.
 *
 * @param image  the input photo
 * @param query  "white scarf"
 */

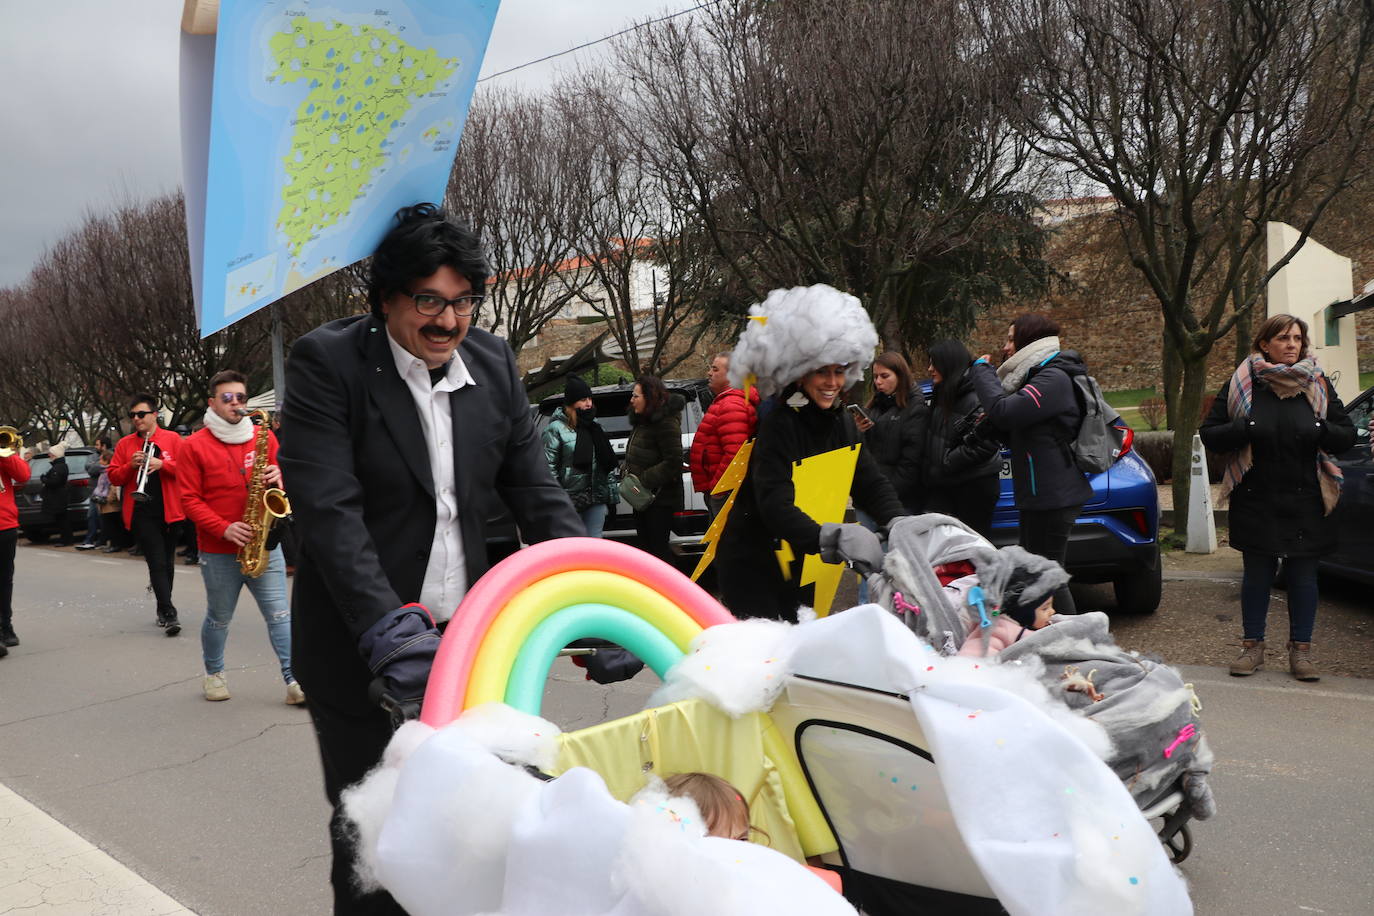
xmin=997 ymin=336 xmax=1062 ymax=392
xmin=202 ymin=408 xmax=255 ymax=444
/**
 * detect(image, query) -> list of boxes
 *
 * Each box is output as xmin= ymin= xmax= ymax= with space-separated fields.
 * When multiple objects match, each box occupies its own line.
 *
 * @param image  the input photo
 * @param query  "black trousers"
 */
xmin=633 ymin=503 xmax=674 ymax=564
xmin=1018 ymin=504 xmax=1081 ymax=614
xmin=305 ymin=683 xmax=408 ymax=915
xmin=718 ymin=555 xmax=800 ymax=622
xmin=132 ymin=509 xmax=178 ymax=620
xmin=48 ymin=501 xmax=73 ymax=544
xmin=0 ymin=527 xmax=16 ymax=633
xmin=925 ymin=475 xmax=999 ymax=540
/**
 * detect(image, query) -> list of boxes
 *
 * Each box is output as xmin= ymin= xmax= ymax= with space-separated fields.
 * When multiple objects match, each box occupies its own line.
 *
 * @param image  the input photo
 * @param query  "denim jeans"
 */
xmin=199 ymin=547 xmax=294 ymax=682
xmin=579 ymin=503 xmax=608 ymax=538
xmin=82 ymin=501 xmax=103 ymax=546
xmin=1240 ymin=553 xmax=1319 ymax=643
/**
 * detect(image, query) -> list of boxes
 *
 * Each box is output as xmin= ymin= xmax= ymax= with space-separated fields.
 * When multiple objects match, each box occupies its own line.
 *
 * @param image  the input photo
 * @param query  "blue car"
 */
xmin=986 ymin=426 xmax=1161 ymax=614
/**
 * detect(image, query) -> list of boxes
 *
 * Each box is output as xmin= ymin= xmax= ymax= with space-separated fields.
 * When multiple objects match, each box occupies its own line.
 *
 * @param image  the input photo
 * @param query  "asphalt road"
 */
xmin=1 ymin=543 xmax=1371 ymax=915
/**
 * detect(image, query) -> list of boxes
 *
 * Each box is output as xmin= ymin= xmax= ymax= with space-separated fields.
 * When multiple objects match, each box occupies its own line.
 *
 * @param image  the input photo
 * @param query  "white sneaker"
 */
xmin=203 ymin=672 xmax=230 ymax=702
xmin=285 ymin=681 xmax=306 ymax=706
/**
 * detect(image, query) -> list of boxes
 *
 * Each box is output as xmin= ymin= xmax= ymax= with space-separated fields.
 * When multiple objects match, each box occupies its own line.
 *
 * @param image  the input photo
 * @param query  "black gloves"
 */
xmin=358 ymin=603 xmax=441 ymax=727
xmin=818 ymin=522 xmax=885 ymax=576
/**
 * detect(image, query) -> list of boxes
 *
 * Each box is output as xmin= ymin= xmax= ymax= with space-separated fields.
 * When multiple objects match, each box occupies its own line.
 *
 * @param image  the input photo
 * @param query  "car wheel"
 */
xmin=1112 ymin=544 xmax=1162 ymax=614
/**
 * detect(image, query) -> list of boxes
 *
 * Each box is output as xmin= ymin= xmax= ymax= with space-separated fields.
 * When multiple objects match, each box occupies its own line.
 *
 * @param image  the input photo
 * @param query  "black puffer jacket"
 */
xmin=1199 ymin=376 xmax=1354 ymax=557
xmin=624 ymin=393 xmax=685 ymax=511
xmin=41 ymin=456 xmax=70 ymax=513
xmin=925 ymin=372 xmax=1001 ymax=488
xmin=862 ymin=386 xmax=929 ymax=511
xmin=721 ymin=397 xmax=905 ymax=561
xmin=970 ymin=350 xmax=1092 ymax=511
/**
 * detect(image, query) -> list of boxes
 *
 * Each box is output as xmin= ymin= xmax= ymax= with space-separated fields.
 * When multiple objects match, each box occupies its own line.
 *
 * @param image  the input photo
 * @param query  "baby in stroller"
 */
xmin=949 ymin=547 xmax=1067 ymax=657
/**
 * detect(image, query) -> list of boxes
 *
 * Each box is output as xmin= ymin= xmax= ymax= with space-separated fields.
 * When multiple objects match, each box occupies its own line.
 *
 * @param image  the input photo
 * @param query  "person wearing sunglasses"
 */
xmin=108 ymin=393 xmax=186 ymax=636
xmin=279 ymin=202 xmax=582 ymax=916
xmin=177 ymin=370 xmax=304 ymax=707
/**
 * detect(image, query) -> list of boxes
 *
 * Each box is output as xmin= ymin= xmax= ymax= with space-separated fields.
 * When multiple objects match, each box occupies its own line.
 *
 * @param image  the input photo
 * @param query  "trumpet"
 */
xmin=0 ymin=426 xmax=20 ymax=494
xmin=132 ymin=432 xmax=155 ymax=503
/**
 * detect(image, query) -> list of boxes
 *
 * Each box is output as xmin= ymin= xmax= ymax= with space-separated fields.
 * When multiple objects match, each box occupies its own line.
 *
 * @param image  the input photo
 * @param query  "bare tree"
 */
xmin=614 ymin=0 xmax=1053 ymax=355
xmin=554 ymin=76 xmax=729 ymax=376
xmin=445 ymin=88 xmax=592 ymax=353
xmin=987 ymin=0 xmax=1374 ymax=536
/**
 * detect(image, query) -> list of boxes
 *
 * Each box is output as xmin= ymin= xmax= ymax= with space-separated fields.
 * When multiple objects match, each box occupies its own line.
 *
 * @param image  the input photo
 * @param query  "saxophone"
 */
xmin=238 ymin=409 xmax=292 ymax=578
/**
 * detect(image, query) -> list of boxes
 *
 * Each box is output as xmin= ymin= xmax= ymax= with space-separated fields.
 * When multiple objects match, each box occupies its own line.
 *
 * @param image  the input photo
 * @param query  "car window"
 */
xmin=28 ymin=451 xmax=94 ymax=480
xmin=1345 ymin=392 xmax=1371 ymax=444
xmin=538 ymin=383 xmax=707 ymax=437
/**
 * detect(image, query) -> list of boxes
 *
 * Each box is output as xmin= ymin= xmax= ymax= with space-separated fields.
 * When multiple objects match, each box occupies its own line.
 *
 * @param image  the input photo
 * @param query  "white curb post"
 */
xmin=1186 ymin=433 xmax=1217 ymax=553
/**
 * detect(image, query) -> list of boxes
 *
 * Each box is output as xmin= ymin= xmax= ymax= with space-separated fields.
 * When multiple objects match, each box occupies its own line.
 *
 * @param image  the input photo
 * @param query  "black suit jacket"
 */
xmin=280 ymin=314 xmax=581 ymax=706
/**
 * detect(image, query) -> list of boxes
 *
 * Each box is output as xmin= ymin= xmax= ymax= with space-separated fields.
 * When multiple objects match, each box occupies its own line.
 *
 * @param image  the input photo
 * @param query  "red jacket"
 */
xmin=108 ymin=427 xmax=185 ymax=528
xmin=690 ymin=387 xmax=759 ymax=493
xmin=0 ymin=453 xmax=32 ymax=530
xmin=179 ymin=426 xmax=281 ymax=555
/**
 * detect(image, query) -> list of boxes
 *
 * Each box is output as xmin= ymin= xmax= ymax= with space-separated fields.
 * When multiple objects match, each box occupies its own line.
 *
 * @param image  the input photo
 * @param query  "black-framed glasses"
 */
xmin=128 ymin=410 xmax=155 ymax=419
xmin=219 ymin=392 xmax=248 ymax=404
xmin=403 ymin=290 xmax=483 ymax=317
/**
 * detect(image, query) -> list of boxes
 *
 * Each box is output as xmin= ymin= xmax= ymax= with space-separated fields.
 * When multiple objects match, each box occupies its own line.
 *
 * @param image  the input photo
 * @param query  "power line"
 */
xmin=476 ymin=0 xmax=721 ymax=83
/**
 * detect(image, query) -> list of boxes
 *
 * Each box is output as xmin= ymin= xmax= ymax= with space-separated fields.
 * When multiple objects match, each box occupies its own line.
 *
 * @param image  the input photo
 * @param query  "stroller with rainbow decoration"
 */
xmin=341 ymin=536 xmax=1209 ymax=916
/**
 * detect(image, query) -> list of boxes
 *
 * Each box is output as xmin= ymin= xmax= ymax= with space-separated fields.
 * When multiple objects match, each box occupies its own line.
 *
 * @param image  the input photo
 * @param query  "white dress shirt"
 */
xmin=386 ymin=329 xmax=476 ymax=622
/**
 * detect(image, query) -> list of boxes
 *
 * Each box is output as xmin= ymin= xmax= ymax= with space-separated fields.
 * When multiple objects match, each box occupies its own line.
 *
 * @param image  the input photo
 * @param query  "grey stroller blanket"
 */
xmin=998 ymin=613 xmax=1216 ymax=820
xmin=870 ymin=514 xmax=1216 ymax=821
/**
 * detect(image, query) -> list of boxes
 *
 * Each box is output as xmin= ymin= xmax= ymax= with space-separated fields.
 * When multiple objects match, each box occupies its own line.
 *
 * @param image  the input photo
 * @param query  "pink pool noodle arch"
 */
xmin=422 ymin=537 xmax=735 ymax=726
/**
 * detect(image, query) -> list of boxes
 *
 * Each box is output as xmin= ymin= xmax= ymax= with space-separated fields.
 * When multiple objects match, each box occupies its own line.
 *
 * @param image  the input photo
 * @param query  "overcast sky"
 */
xmin=0 ymin=0 xmax=669 ymax=288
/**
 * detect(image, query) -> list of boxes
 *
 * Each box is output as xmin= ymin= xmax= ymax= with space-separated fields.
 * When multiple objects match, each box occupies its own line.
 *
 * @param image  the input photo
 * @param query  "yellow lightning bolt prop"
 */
xmin=690 ymin=440 xmax=755 ymax=582
xmin=783 ymin=444 xmax=861 ymax=617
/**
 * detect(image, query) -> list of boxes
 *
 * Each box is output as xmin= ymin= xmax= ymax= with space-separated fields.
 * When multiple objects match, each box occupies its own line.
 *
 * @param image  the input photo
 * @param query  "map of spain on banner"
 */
xmin=182 ymin=0 xmax=500 ymax=336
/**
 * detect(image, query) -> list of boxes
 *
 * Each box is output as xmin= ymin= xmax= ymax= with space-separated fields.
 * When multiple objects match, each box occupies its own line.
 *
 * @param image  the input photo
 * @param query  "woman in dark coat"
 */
xmin=854 ymin=351 xmax=928 ymax=513
xmin=923 ymin=339 xmax=1002 ymax=538
xmin=624 ymin=375 xmax=684 ymax=563
xmin=42 ymin=443 xmax=72 ymax=546
xmin=1200 ymin=314 xmax=1354 ymax=681
xmin=971 ymin=314 xmax=1090 ymax=613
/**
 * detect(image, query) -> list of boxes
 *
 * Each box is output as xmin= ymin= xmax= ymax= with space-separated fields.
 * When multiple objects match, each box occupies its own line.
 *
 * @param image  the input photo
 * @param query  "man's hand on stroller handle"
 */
xmin=358 ymin=603 xmax=441 ymax=729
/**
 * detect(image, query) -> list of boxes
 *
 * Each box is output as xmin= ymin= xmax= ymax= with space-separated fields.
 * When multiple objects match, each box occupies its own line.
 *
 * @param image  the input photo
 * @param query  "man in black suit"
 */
xmin=280 ymin=203 xmax=581 ymax=915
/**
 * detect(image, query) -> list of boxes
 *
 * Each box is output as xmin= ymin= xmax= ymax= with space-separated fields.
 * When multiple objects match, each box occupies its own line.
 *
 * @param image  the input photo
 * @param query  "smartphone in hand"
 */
xmin=846 ymin=403 xmax=869 ymax=423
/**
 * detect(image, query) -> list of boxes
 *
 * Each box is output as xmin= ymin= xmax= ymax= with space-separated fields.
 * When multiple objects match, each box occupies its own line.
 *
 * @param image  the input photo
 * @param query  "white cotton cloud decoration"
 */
xmin=728 ymin=284 xmax=879 ymax=399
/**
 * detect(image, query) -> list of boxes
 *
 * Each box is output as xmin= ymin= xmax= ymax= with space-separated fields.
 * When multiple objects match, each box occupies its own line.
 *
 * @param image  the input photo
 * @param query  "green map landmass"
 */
xmin=269 ymin=18 xmax=458 ymax=257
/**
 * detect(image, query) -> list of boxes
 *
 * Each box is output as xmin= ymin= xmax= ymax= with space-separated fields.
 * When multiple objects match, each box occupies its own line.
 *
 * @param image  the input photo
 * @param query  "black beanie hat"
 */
xmin=563 ymin=376 xmax=593 ymax=406
xmin=999 ymin=565 xmax=1059 ymax=627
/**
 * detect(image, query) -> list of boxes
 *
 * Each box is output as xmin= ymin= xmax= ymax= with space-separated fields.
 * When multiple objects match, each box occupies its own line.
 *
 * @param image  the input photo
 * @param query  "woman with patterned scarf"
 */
xmin=1200 ymin=314 xmax=1355 ymax=681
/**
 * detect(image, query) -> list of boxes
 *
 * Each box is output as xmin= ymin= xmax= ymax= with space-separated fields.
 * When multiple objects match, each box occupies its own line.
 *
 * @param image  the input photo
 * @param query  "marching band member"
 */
xmin=178 ymin=370 xmax=302 ymax=706
xmin=109 ymin=393 xmax=185 ymax=636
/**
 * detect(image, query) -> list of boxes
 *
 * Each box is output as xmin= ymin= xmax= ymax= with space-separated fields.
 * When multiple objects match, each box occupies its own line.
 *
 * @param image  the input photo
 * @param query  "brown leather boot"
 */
xmin=1229 ymin=639 xmax=1265 ymax=676
xmin=1288 ymin=641 xmax=1320 ymax=682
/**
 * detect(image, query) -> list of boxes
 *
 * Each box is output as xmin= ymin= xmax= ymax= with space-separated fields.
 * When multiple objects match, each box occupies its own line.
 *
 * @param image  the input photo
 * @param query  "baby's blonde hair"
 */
xmin=664 ymin=772 xmax=752 ymax=841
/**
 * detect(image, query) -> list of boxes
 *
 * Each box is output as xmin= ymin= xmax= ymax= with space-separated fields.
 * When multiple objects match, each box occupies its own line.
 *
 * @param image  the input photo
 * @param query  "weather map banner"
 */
xmin=181 ymin=0 xmax=500 ymax=336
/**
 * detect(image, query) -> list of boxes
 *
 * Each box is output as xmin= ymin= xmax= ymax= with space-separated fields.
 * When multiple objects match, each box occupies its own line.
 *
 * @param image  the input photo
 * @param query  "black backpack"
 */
xmin=1066 ymin=374 xmax=1128 ymax=474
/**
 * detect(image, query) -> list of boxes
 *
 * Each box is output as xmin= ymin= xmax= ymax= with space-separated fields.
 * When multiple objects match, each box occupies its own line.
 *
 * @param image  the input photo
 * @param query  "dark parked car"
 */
xmin=18 ymin=447 xmax=95 ymax=542
xmin=485 ymin=379 xmax=714 ymax=567
xmin=1324 ymin=383 xmax=1374 ymax=584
